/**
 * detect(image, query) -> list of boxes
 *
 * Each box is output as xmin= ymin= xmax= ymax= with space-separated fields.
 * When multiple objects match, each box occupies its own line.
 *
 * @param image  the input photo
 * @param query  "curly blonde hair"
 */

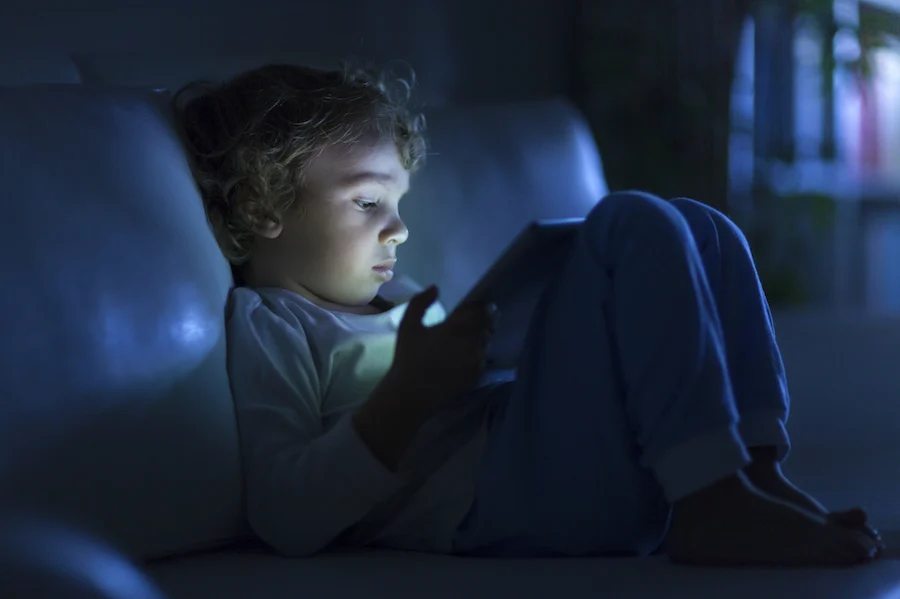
xmin=173 ymin=62 xmax=427 ymax=265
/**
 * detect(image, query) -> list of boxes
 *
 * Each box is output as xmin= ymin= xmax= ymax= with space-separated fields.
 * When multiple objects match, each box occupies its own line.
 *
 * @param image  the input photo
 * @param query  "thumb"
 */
xmin=400 ymin=285 xmax=438 ymax=334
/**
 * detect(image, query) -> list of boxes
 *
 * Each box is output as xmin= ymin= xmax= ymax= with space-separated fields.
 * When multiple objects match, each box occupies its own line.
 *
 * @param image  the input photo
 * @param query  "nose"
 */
xmin=381 ymin=214 xmax=409 ymax=246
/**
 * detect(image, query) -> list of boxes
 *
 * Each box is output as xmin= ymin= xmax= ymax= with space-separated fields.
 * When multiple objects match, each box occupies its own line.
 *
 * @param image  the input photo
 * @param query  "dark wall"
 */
xmin=0 ymin=0 xmax=578 ymax=106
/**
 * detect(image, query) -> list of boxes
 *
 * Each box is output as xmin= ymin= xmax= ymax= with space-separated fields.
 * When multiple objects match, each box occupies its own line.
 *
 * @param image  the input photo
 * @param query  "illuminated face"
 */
xmin=246 ymin=140 xmax=410 ymax=312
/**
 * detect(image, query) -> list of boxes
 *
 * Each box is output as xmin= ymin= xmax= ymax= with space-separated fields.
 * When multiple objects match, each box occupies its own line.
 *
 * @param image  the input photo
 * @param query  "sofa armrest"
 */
xmin=0 ymin=510 xmax=166 ymax=599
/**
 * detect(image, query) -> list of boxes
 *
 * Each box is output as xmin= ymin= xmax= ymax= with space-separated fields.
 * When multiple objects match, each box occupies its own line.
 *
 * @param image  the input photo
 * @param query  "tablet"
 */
xmin=459 ymin=218 xmax=584 ymax=369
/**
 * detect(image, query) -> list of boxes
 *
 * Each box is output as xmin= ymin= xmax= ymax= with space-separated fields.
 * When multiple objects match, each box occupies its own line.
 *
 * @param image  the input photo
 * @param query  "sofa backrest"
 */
xmin=0 ymin=51 xmax=82 ymax=84
xmin=0 ymin=83 xmax=605 ymax=559
xmin=0 ymin=85 xmax=242 ymax=559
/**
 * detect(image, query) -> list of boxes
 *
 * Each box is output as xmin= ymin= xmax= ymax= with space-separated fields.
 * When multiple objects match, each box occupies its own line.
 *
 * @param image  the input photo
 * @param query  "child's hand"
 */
xmin=392 ymin=285 xmax=494 ymax=403
xmin=354 ymin=286 xmax=495 ymax=470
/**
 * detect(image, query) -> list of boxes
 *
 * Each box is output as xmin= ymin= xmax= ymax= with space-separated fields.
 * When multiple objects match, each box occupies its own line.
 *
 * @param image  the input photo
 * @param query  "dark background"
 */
xmin=2 ymin=0 xmax=898 ymax=309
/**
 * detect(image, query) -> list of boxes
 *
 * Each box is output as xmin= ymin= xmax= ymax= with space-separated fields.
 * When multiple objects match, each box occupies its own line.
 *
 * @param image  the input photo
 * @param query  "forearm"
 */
xmin=352 ymin=368 xmax=451 ymax=472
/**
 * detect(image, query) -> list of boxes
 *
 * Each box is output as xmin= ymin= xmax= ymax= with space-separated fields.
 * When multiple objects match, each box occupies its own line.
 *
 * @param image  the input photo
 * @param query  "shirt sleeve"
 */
xmin=226 ymin=292 xmax=407 ymax=557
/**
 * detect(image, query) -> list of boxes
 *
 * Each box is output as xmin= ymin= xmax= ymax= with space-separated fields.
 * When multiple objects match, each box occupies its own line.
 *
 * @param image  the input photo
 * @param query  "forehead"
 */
xmin=305 ymin=140 xmax=409 ymax=190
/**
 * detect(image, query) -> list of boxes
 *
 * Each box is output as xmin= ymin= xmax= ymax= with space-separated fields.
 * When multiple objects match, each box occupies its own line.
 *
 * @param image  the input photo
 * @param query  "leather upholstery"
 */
xmin=0 ymin=511 xmax=165 ymax=599
xmin=0 ymin=85 xmax=243 ymax=558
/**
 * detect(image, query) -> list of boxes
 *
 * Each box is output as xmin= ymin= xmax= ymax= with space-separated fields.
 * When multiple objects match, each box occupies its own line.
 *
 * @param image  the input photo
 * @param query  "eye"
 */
xmin=353 ymin=198 xmax=378 ymax=211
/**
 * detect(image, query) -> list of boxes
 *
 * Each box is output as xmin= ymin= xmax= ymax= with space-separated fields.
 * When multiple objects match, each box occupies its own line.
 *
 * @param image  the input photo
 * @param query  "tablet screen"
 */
xmin=460 ymin=218 xmax=583 ymax=368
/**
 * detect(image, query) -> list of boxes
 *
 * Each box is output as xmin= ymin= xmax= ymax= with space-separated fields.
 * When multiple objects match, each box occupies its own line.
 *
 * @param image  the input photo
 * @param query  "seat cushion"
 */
xmin=146 ymin=449 xmax=900 ymax=599
xmin=147 ymin=545 xmax=900 ymax=599
xmin=148 ymin=540 xmax=900 ymax=599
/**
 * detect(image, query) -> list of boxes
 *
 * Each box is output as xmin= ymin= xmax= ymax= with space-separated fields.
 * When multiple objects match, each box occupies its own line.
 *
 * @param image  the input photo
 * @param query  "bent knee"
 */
xmin=670 ymin=197 xmax=750 ymax=248
xmin=586 ymin=190 xmax=690 ymax=241
xmin=669 ymin=197 xmax=712 ymax=220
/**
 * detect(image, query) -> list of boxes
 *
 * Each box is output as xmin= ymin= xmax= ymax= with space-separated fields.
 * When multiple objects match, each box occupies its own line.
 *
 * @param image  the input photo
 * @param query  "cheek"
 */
xmin=304 ymin=227 xmax=368 ymax=277
xmin=335 ymin=235 xmax=374 ymax=271
xmin=272 ymin=217 xmax=329 ymax=271
xmin=333 ymin=219 xmax=378 ymax=261
xmin=284 ymin=208 xmax=378 ymax=276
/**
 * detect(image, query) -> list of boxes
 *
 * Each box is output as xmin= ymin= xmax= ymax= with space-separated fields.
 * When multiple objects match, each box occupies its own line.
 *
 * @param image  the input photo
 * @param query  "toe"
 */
xmin=827 ymin=526 xmax=877 ymax=565
xmin=829 ymin=509 xmax=883 ymax=552
xmin=848 ymin=529 xmax=880 ymax=563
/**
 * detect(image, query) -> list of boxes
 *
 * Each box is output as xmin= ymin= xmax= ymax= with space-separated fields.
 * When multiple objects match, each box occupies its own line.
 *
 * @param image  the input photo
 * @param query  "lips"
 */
xmin=373 ymin=259 xmax=397 ymax=270
xmin=372 ymin=259 xmax=395 ymax=281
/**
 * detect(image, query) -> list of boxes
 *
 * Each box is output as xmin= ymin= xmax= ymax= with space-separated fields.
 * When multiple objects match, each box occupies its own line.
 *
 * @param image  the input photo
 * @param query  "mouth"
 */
xmin=373 ymin=259 xmax=396 ymax=270
xmin=372 ymin=259 xmax=396 ymax=280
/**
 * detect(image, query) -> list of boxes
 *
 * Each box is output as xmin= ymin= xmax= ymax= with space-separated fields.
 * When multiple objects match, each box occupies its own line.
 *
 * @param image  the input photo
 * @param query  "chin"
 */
xmin=300 ymin=284 xmax=379 ymax=312
xmin=345 ymin=286 xmax=381 ymax=307
xmin=360 ymin=289 xmax=382 ymax=305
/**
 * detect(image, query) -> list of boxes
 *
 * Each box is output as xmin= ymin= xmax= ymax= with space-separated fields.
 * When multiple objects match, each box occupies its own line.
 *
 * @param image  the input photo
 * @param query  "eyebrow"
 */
xmin=339 ymin=171 xmax=397 ymax=187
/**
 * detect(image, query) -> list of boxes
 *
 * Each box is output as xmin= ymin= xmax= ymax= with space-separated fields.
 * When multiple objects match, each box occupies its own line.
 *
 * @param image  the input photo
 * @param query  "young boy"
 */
xmin=175 ymin=63 xmax=883 ymax=565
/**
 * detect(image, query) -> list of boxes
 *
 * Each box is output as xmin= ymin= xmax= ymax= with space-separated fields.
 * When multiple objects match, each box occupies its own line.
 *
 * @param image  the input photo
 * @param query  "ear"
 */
xmin=254 ymin=218 xmax=283 ymax=240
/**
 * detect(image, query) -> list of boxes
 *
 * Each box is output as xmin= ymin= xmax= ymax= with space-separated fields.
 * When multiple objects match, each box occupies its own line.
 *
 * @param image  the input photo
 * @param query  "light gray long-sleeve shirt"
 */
xmin=226 ymin=286 xmax=509 ymax=557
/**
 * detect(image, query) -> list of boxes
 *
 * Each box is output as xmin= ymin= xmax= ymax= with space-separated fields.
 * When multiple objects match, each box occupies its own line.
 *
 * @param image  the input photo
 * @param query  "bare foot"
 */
xmin=745 ymin=460 xmax=829 ymax=514
xmin=666 ymin=473 xmax=880 ymax=567
xmin=745 ymin=459 xmax=884 ymax=553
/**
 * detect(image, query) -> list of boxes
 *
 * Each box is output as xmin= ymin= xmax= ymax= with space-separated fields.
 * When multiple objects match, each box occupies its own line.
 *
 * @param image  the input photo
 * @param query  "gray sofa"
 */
xmin=2 ymin=81 xmax=900 ymax=599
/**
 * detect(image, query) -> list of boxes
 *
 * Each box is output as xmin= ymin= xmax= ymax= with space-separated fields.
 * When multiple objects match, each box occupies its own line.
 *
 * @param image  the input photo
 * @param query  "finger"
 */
xmin=400 ymin=285 xmax=438 ymax=334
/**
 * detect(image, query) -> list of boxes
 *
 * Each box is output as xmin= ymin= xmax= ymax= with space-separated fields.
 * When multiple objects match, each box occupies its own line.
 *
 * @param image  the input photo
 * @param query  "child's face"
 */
xmin=249 ymin=139 xmax=411 ymax=311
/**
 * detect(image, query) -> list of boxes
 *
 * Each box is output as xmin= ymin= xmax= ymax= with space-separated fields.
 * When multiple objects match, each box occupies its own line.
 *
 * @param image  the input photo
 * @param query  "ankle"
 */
xmin=747 ymin=445 xmax=779 ymax=464
xmin=674 ymin=472 xmax=751 ymax=514
xmin=744 ymin=446 xmax=783 ymax=480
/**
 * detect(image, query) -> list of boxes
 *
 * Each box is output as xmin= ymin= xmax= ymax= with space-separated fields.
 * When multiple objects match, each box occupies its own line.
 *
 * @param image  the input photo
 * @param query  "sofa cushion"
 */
xmin=0 ymin=511 xmax=166 ymax=599
xmin=0 ymin=84 xmax=245 ymax=559
xmin=148 ymin=549 xmax=900 ymax=599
